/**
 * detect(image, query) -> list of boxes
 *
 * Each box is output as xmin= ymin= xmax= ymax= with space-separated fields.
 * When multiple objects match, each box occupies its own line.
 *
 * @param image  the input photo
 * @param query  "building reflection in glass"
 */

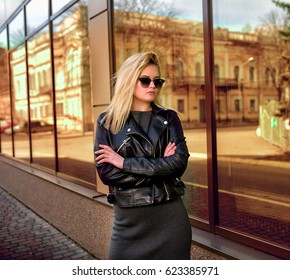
xmin=10 ymin=44 xmax=30 ymax=160
xmin=5 ymin=1 xmax=95 ymax=186
xmin=213 ymin=0 xmax=290 ymax=249
xmin=27 ymin=26 xmax=55 ymax=170
xmin=53 ymin=2 xmax=95 ymax=185
xmin=0 ymin=28 xmax=13 ymax=156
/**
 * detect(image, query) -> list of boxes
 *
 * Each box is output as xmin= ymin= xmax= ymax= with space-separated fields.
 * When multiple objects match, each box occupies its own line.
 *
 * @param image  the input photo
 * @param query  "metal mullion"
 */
xmin=49 ymin=0 xmax=59 ymax=174
xmin=202 ymin=0 xmax=219 ymax=232
xmin=49 ymin=0 xmax=79 ymax=22
xmin=6 ymin=23 xmax=16 ymax=157
xmin=24 ymin=4 xmax=33 ymax=163
xmin=108 ymin=0 xmax=116 ymax=95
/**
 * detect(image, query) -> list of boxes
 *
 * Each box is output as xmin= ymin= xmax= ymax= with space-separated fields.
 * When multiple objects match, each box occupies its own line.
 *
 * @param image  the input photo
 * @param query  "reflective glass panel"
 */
xmin=26 ymin=0 xmax=49 ymax=35
xmin=114 ymin=0 xmax=208 ymax=221
xmin=0 ymin=0 xmax=23 ymax=27
xmin=0 ymin=29 xmax=8 ymax=50
xmin=52 ymin=0 xmax=71 ymax=14
xmin=10 ymin=44 xmax=30 ymax=160
xmin=213 ymin=0 xmax=290 ymax=250
xmin=0 ymin=29 xmax=13 ymax=156
xmin=27 ymin=26 xmax=55 ymax=170
xmin=53 ymin=1 xmax=95 ymax=186
xmin=9 ymin=11 xmax=24 ymax=49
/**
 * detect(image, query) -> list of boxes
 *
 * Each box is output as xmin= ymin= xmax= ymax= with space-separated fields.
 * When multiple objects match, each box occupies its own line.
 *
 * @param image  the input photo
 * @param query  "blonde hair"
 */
xmin=101 ymin=52 xmax=162 ymax=134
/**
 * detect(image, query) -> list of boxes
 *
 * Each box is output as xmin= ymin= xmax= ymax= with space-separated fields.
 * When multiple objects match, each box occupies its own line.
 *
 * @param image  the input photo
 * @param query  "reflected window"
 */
xmin=214 ymin=64 xmax=220 ymax=82
xmin=234 ymin=65 xmax=239 ymax=81
xmin=234 ymin=99 xmax=240 ymax=112
xmin=195 ymin=62 xmax=201 ymax=80
xmin=176 ymin=61 xmax=184 ymax=78
xmin=265 ymin=67 xmax=270 ymax=85
xmin=249 ymin=66 xmax=254 ymax=82
xmin=9 ymin=11 xmax=24 ymax=49
xmin=216 ymin=99 xmax=221 ymax=113
xmin=272 ymin=68 xmax=276 ymax=82
xmin=250 ymin=99 xmax=255 ymax=112
xmin=177 ymin=99 xmax=185 ymax=113
xmin=26 ymin=0 xmax=49 ymax=35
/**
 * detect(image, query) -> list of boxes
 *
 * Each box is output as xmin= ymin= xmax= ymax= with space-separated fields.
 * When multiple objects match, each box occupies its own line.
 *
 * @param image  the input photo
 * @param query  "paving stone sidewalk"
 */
xmin=0 ymin=187 xmax=97 ymax=260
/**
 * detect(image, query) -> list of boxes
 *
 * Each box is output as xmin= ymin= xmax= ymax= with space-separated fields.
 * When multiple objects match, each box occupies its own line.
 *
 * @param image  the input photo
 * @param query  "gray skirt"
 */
xmin=108 ymin=196 xmax=192 ymax=260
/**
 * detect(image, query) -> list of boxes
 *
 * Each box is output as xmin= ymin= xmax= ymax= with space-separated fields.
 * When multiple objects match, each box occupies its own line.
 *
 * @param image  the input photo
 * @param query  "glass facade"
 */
xmin=0 ymin=28 xmax=13 ymax=156
xmin=0 ymin=0 xmax=289 ymax=258
xmin=112 ymin=0 xmax=290 ymax=257
xmin=27 ymin=26 xmax=55 ymax=169
xmin=0 ymin=0 xmax=95 ymax=187
xmin=53 ymin=2 xmax=95 ymax=184
xmin=213 ymin=0 xmax=290 ymax=252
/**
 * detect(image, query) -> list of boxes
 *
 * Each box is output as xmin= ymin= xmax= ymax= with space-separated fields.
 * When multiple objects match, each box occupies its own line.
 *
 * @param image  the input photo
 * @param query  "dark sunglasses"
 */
xmin=138 ymin=77 xmax=165 ymax=89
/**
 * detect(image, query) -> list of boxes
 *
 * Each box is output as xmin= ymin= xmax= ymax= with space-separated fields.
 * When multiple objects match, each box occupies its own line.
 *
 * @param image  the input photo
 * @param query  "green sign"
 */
xmin=271 ymin=118 xmax=278 ymax=128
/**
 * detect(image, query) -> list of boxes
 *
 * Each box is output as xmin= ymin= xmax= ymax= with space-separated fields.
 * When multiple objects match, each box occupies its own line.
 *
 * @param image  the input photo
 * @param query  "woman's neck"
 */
xmin=131 ymin=102 xmax=152 ymax=112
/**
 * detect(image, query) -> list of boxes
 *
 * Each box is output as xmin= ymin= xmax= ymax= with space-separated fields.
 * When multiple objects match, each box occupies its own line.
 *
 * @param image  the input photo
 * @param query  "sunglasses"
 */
xmin=138 ymin=77 xmax=165 ymax=89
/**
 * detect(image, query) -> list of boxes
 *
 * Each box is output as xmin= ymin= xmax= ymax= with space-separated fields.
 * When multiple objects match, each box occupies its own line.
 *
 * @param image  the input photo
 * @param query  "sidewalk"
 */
xmin=0 ymin=186 xmax=97 ymax=260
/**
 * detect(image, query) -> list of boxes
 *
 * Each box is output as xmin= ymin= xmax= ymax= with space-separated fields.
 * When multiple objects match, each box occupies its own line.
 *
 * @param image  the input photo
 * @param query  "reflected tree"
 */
xmin=258 ymin=5 xmax=290 ymax=102
xmin=114 ymin=0 xmax=183 ymax=55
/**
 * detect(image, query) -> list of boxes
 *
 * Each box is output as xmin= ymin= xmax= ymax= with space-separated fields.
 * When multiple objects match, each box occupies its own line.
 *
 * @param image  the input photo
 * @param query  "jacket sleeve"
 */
xmin=94 ymin=115 xmax=151 ymax=188
xmin=122 ymin=110 xmax=189 ymax=177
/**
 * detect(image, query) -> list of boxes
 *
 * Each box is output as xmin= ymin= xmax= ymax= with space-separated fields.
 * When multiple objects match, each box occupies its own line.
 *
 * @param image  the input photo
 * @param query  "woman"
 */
xmin=94 ymin=52 xmax=192 ymax=260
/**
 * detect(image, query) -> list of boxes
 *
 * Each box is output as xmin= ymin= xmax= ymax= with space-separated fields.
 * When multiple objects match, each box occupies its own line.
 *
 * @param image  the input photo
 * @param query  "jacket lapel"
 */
xmin=147 ymin=114 xmax=168 ymax=145
xmin=124 ymin=104 xmax=168 ymax=152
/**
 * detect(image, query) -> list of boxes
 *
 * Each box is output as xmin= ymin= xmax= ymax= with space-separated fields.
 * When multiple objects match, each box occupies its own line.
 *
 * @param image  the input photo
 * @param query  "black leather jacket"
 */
xmin=94 ymin=103 xmax=189 ymax=207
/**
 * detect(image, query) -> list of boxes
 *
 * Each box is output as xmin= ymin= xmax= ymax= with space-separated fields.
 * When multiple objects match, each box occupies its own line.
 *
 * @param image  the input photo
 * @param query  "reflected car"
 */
xmin=24 ymin=121 xmax=54 ymax=134
xmin=0 ymin=120 xmax=19 ymax=134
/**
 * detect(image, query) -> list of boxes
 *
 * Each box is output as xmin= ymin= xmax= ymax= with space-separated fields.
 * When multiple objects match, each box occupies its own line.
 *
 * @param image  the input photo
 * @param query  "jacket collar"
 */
xmin=126 ymin=103 xmax=168 ymax=145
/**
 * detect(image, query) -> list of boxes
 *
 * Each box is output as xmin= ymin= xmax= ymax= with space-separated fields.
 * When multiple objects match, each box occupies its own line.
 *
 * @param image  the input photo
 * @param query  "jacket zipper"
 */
xmin=116 ymin=137 xmax=131 ymax=153
xmin=163 ymin=182 xmax=170 ymax=201
xmin=127 ymin=132 xmax=153 ymax=150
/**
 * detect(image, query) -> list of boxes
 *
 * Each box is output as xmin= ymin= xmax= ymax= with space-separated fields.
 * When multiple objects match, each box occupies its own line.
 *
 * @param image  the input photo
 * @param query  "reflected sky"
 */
xmin=162 ymin=0 xmax=286 ymax=31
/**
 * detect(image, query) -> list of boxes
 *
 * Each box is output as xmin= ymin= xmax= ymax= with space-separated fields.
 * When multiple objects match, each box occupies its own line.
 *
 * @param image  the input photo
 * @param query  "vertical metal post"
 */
xmin=202 ymin=0 xmax=219 ymax=231
xmin=24 ymin=5 xmax=33 ymax=163
xmin=49 ymin=0 xmax=59 ymax=173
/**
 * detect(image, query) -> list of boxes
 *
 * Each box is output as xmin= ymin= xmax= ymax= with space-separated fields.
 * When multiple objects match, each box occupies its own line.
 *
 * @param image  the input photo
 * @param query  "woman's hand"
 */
xmin=95 ymin=144 xmax=124 ymax=169
xmin=164 ymin=142 xmax=176 ymax=157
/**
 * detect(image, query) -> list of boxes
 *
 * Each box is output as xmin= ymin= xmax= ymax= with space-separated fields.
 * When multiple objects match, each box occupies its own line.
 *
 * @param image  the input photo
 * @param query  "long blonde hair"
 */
xmin=101 ymin=52 xmax=162 ymax=134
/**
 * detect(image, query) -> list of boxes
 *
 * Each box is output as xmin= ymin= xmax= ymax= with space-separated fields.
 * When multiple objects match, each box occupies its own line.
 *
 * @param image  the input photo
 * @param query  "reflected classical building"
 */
xmin=114 ymin=10 xmax=282 ymax=126
xmin=3 ymin=4 xmax=92 ymax=134
xmin=0 ymin=48 xmax=9 ymax=121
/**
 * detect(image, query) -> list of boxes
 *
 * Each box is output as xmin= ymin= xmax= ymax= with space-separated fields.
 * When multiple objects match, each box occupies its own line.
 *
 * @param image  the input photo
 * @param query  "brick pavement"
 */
xmin=0 ymin=187 xmax=97 ymax=260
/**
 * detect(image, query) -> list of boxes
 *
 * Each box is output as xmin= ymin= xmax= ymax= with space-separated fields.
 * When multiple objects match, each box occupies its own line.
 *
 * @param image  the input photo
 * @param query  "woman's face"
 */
xmin=132 ymin=64 xmax=163 ymax=110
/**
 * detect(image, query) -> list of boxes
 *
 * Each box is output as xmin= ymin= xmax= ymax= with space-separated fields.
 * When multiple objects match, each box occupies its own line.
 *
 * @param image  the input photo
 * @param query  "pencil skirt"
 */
xmin=108 ymin=196 xmax=192 ymax=260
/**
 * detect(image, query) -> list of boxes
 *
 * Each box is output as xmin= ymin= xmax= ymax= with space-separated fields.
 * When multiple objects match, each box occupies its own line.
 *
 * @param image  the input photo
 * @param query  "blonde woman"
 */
xmin=94 ymin=52 xmax=191 ymax=260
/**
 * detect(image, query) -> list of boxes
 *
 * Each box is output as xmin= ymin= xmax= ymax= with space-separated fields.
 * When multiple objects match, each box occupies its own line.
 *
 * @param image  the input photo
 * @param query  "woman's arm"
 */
xmin=122 ymin=110 xmax=189 ymax=178
xmin=94 ymin=117 xmax=151 ymax=188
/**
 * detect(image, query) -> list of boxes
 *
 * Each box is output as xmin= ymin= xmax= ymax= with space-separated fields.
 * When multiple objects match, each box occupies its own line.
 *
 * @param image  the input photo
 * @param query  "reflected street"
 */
xmin=2 ymin=125 xmax=290 ymax=248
